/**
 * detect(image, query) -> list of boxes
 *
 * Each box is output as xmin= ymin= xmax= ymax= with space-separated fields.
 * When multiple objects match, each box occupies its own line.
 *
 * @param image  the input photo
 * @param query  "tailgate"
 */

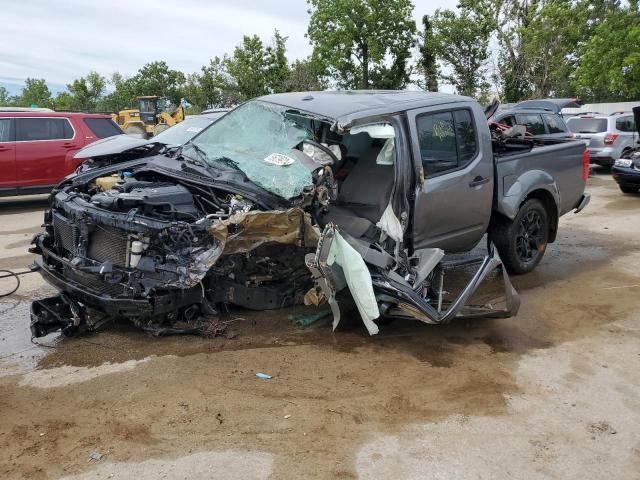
xmin=574 ymin=132 xmax=606 ymax=148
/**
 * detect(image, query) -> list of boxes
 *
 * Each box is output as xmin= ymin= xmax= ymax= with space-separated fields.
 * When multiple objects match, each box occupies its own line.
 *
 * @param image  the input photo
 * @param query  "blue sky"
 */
xmin=1 ymin=0 xmax=457 ymax=93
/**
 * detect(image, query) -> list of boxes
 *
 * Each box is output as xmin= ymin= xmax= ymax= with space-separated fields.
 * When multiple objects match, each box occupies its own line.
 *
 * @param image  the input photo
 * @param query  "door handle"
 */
xmin=469 ymin=176 xmax=490 ymax=188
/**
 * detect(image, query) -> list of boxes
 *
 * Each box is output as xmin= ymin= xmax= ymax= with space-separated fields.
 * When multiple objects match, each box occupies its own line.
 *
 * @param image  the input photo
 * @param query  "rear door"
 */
xmin=408 ymin=103 xmax=494 ymax=252
xmin=15 ymin=117 xmax=82 ymax=187
xmin=0 ymin=118 xmax=16 ymax=190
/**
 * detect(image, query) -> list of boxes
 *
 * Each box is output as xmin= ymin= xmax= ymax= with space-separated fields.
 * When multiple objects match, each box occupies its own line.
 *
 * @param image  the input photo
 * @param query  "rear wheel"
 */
xmin=154 ymin=123 xmax=170 ymax=136
xmin=619 ymin=185 xmax=639 ymax=194
xmin=490 ymin=198 xmax=550 ymax=275
xmin=124 ymin=125 xmax=147 ymax=139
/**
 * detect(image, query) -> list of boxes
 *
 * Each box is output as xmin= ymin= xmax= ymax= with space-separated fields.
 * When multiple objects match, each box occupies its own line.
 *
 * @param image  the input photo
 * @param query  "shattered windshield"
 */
xmin=190 ymin=100 xmax=318 ymax=199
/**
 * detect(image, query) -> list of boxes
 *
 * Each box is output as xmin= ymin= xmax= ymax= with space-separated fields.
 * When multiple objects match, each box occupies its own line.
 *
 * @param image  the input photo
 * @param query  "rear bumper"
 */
xmin=588 ymin=147 xmax=616 ymax=165
xmin=573 ymin=193 xmax=590 ymax=213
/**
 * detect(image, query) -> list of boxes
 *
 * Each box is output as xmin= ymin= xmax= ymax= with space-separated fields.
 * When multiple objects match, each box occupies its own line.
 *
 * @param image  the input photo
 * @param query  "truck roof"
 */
xmin=258 ymin=90 xmax=471 ymax=128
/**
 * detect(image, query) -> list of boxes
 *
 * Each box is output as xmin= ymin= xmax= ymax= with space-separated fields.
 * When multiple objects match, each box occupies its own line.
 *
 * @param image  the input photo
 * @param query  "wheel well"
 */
xmin=523 ymin=189 xmax=559 ymax=243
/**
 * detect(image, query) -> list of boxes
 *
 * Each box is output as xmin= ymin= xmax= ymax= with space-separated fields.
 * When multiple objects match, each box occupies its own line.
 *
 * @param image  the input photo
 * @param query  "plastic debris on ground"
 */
xmin=289 ymin=309 xmax=331 ymax=327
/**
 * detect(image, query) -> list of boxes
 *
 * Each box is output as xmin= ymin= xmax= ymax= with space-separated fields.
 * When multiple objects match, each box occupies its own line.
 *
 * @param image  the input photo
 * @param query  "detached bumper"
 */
xmin=35 ymin=256 xmax=202 ymax=319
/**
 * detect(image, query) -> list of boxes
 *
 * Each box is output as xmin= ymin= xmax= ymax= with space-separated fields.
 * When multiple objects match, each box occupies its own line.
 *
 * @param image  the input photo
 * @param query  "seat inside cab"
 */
xmin=320 ymin=124 xmax=396 ymax=239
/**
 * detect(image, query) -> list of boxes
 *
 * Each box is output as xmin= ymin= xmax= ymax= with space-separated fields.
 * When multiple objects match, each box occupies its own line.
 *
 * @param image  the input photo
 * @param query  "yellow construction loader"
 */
xmin=112 ymin=96 xmax=185 ymax=138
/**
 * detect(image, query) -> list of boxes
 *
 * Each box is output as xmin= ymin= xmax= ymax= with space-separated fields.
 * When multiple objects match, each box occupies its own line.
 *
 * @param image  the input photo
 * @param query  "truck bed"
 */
xmin=493 ymin=139 xmax=587 ymax=219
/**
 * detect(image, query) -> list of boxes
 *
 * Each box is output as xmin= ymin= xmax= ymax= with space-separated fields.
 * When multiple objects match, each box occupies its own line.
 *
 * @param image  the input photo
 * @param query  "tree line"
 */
xmin=1 ymin=0 xmax=638 ymax=113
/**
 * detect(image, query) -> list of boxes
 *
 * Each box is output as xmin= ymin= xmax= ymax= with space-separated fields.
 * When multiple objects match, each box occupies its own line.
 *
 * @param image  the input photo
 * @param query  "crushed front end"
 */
xmin=30 ymin=163 xmax=316 ymax=337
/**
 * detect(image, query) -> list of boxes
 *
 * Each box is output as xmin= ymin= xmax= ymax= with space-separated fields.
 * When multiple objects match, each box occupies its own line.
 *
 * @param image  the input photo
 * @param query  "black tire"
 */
xmin=154 ymin=123 xmax=170 ymax=136
xmin=489 ymin=198 xmax=549 ymax=275
xmin=124 ymin=125 xmax=147 ymax=139
xmin=619 ymin=185 xmax=639 ymax=194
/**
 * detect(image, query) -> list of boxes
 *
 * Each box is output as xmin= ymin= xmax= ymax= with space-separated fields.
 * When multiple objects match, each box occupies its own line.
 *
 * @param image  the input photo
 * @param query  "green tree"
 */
xmin=284 ymin=58 xmax=327 ymax=91
xmin=14 ymin=78 xmax=52 ymax=108
xmin=184 ymin=57 xmax=240 ymax=110
xmin=129 ymin=61 xmax=186 ymax=106
xmin=430 ymin=9 xmax=491 ymax=97
xmin=224 ymin=30 xmax=292 ymax=101
xmin=417 ymin=15 xmax=439 ymax=91
xmin=265 ymin=30 xmax=290 ymax=93
xmin=54 ymin=71 xmax=106 ymax=112
xmin=460 ymin=0 xmax=623 ymax=101
xmin=574 ymin=5 xmax=640 ymax=101
xmin=0 ymin=86 xmax=12 ymax=106
xmin=225 ymin=35 xmax=269 ymax=100
xmin=307 ymin=0 xmax=417 ymax=89
xmin=97 ymin=73 xmax=136 ymax=112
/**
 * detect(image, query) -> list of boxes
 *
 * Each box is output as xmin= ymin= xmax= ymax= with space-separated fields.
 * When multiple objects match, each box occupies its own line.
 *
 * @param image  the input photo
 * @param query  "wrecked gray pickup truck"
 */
xmin=30 ymin=91 xmax=590 ymax=337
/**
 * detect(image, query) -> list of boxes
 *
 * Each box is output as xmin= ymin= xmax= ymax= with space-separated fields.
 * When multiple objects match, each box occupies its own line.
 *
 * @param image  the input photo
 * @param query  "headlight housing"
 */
xmin=614 ymin=158 xmax=633 ymax=168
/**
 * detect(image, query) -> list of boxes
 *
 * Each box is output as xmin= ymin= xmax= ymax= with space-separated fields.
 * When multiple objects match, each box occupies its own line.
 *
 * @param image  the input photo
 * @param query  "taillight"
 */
xmin=604 ymin=133 xmax=619 ymax=145
xmin=583 ymin=149 xmax=590 ymax=180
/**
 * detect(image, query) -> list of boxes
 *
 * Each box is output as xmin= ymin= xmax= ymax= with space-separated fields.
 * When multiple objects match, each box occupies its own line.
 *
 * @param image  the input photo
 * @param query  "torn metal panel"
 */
xmin=208 ymin=208 xmax=320 ymax=255
xmin=371 ymin=245 xmax=520 ymax=324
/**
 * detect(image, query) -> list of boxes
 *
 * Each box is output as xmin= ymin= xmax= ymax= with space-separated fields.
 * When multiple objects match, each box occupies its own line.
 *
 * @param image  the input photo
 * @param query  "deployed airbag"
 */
xmin=327 ymin=230 xmax=380 ymax=335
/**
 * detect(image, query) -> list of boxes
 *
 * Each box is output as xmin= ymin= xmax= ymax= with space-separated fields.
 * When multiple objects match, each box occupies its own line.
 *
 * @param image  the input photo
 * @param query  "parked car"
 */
xmin=510 ymin=98 xmax=581 ymax=113
xmin=567 ymin=112 xmax=638 ymax=166
xmin=611 ymin=106 xmax=640 ymax=193
xmin=493 ymin=108 xmax=574 ymax=140
xmin=30 ymin=91 xmax=589 ymax=338
xmin=74 ymin=110 xmax=229 ymax=171
xmin=0 ymin=111 xmax=122 ymax=197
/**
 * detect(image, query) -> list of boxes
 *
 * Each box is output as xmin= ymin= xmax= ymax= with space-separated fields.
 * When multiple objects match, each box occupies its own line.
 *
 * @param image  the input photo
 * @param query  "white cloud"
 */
xmin=1 ymin=0 xmax=457 ymax=86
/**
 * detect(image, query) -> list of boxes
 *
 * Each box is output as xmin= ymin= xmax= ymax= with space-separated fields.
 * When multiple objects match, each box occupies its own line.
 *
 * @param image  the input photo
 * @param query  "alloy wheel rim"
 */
xmin=516 ymin=211 xmax=544 ymax=264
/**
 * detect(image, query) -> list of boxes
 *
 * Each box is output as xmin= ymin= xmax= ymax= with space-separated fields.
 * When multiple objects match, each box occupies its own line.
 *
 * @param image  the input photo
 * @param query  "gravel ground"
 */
xmin=0 ymin=171 xmax=639 ymax=479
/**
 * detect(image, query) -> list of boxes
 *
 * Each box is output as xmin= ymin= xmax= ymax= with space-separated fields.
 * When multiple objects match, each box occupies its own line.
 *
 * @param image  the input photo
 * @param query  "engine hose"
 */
xmin=0 ymin=269 xmax=36 ymax=298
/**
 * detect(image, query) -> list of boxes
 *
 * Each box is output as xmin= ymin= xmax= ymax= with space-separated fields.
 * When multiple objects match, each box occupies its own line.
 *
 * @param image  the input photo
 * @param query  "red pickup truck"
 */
xmin=0 ymin=111 xmax=123 ymax=197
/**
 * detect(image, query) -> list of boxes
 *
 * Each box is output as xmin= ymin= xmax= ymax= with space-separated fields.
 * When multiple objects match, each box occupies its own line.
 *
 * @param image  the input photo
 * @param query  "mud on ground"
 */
xmin=1 ymin=173 xmax=639 ymax=479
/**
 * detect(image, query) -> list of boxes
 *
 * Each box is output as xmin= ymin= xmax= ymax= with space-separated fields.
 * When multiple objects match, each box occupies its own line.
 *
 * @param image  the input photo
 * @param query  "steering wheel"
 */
xmin=301 ymin=138 xmax=340 ymax=165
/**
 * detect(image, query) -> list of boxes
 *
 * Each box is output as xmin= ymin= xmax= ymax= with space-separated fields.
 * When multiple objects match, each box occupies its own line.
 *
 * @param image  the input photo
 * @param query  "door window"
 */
xmin=16 ymin=118 xmax=74 ymax=141
xmin=543 ymin=114 xmax=567 ymax=134
xmin=416 ymin=109 xmax=477 ymax=177
xmin=499 ymin=115 xmax=516 ymax=127
xmin=515 ymin=114 xmax=547 ymax=135
xmin=0 ymin=119 xmax=11 ymax=142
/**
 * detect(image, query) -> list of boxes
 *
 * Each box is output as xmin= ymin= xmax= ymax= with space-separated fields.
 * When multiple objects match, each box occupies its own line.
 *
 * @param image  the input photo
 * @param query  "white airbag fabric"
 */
xmin=327 ymin=231 xmax=380 ymax=335
xmin=376 ymin=138 xmax=395 ymax=165
xmin=376 ymin=204 xmax=403 ymax=243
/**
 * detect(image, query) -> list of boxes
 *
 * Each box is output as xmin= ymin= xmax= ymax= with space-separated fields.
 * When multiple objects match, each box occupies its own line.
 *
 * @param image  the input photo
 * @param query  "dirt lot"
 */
xmin=1 ymin=172 xmax=639 ymax=479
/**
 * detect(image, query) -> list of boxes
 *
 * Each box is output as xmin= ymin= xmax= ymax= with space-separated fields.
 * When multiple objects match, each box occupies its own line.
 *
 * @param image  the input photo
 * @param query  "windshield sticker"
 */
xmin=186 ymin=127 xmax=203 ymax=133
xmin=264 ymin=153 xmax=295 ymax=166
